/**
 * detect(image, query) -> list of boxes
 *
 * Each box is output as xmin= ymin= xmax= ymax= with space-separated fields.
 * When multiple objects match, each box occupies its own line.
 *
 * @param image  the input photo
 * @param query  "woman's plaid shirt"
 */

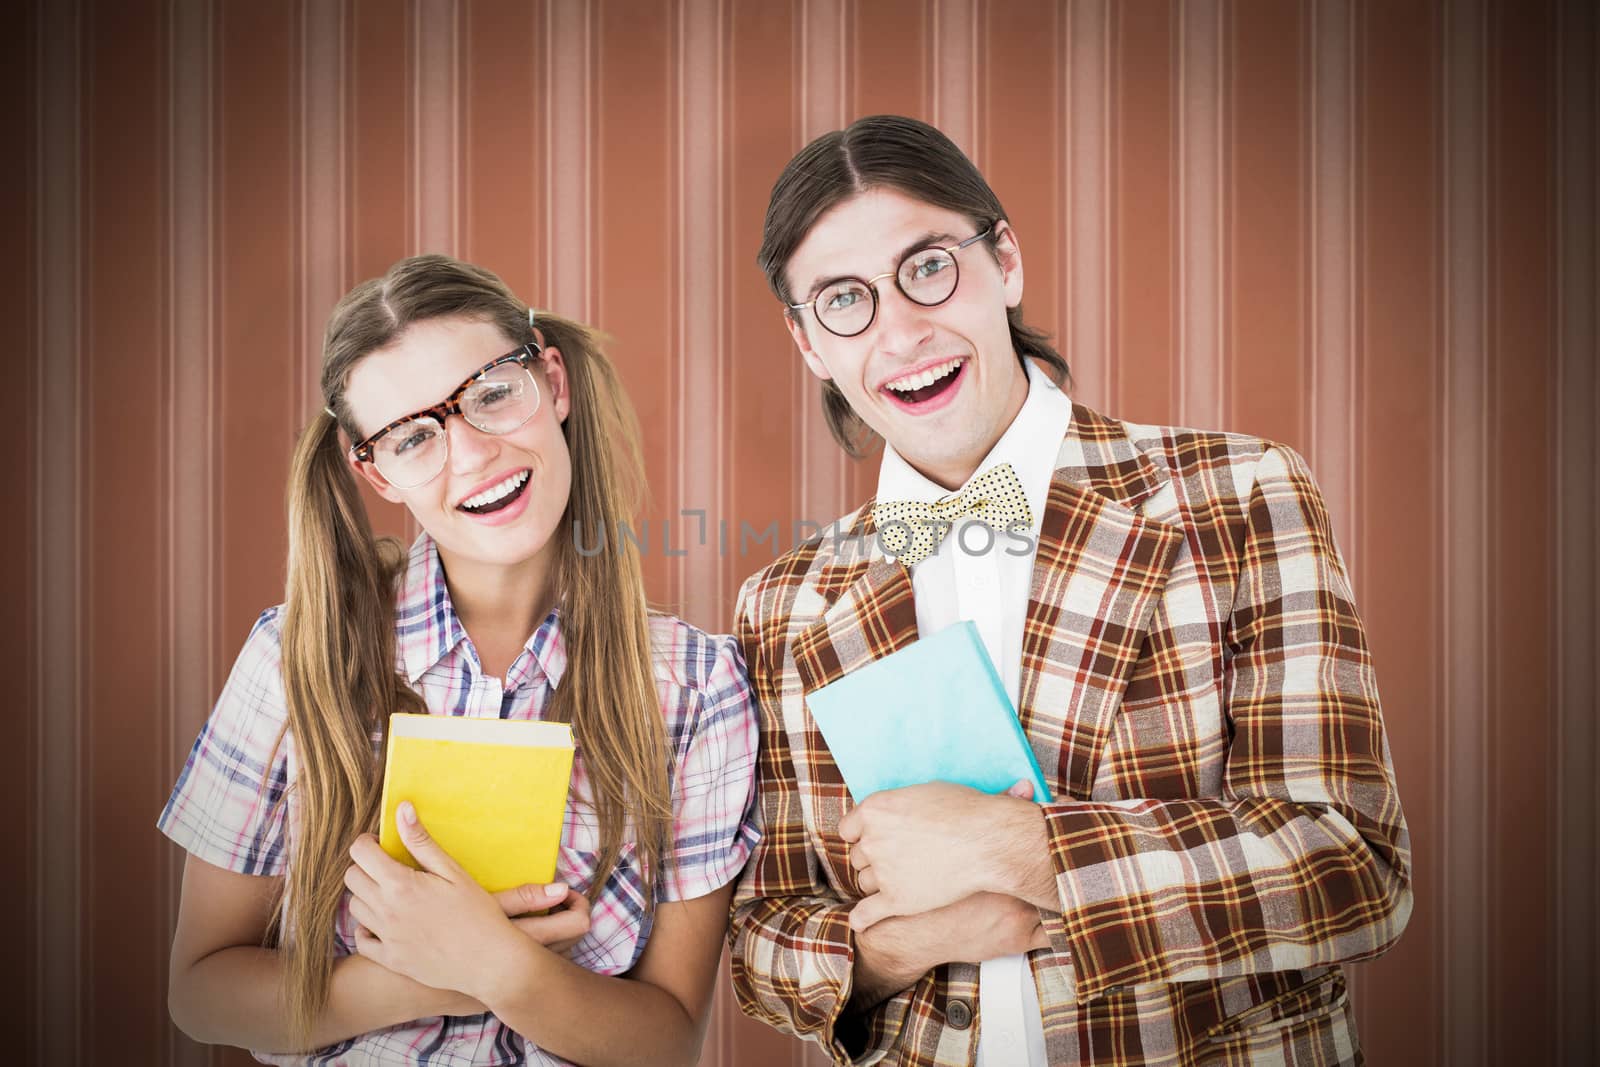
xmin=728 ymin=405 xmax=1411 ymax=1067
xmin=159 ymin=534 xmax=760 ymax=1065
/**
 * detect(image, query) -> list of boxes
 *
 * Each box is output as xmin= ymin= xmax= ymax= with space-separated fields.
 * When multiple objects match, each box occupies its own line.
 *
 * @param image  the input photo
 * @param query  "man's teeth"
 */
xmin=885 ymin=358 xmax=964 ymax=393
xmin=461 ymin=470 xmax=529 ymax=509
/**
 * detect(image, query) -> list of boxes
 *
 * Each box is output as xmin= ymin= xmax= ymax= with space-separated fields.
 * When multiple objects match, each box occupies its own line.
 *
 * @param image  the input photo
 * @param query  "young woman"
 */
xmin=160 ymin=254 xmax=759 ymax=1066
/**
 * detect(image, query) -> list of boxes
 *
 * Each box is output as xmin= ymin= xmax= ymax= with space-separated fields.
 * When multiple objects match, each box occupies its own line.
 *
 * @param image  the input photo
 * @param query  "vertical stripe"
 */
xmin=681 ymin=4 xmax=730 ymax=981
xmin=1349 ymin=7 xmax=1440 ymax=1060
xmin=35 ymin=0 xmax=83 ymax=1060
xmin=165 ymin=2 xmax=216 ymax=1063
xmin=797 ymin=0 xmax=847 ymax=531
xmin=1065 ymin=0 xmax=1110 ymax=407
xmin=409 ymin=0 xmax=455 ymax=546
xmin=413 ymin=0 xmax=458 ymax=254
xmin=545 ymin=0 xmax=593 ymax=321
xmin=1555 ymin=1 xmax=1598 ymax=1061
xmin=301 ymin=0 xmax=346 ymax=409
xmin=1309 ymin=0 xmax=1358 ymax=568
xmin=675 ymin=0 xmax=727 ymax=701
xmin=1441 ymin=0 xmax=1490 ymax=1062
xmin=2 ymin=4 xmax=40 ymax=1061
xmin=930 ymin=0 xmax=979 ymax=159
xmin=1176 ymin=0 xmax=1224 ymax=430
xmin=1111 ymin=3 xmax=1179 ymax=424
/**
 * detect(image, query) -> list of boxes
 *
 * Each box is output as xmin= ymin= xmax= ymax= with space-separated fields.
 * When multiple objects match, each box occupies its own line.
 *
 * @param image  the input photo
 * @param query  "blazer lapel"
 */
xmin=1020 ymin=405 xmax=1185 ymax=801
xmin=792 ymin=507 xmax=919 ymax=696
xmin=787 ymin=510 xmax=918 ymax=821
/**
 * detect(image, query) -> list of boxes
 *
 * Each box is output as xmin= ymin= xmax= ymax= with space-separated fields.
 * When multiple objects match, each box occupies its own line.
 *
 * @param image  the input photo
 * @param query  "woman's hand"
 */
xmin=491 ymin=881 xmax=592 ymax=957
xmin=344 ymin=801 xmax=551 ymax=999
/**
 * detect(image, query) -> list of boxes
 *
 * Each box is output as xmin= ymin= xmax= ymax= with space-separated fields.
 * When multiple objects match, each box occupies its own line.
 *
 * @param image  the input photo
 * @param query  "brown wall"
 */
xmin=7 ymin=1 xmax=1596 ymax=1065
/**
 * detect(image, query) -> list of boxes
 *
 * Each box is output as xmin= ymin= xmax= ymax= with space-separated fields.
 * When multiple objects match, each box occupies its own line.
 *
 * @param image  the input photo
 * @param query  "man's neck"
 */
xmin=906 ymin=359 xmax=1032 ymax=491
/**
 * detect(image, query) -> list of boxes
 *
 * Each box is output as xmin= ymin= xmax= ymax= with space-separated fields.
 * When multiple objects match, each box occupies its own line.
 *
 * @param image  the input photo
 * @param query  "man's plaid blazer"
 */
xmin=728 ymin=404 xmax=1412 ymax=1066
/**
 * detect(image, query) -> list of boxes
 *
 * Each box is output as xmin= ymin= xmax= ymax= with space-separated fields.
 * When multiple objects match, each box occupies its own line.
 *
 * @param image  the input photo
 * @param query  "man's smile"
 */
xmin=880 ymin=356 xmax=969 ymax=412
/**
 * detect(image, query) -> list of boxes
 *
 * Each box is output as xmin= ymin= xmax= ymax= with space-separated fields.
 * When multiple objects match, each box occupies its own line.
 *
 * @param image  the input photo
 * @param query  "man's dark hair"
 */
xmin=757 ymin=114 xmax=1071 ymax=456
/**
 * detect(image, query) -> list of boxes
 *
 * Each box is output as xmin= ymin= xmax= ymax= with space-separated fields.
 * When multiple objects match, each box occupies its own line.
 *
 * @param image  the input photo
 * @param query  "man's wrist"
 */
xmin=985 ymin=794 xmax=1057 ymax=906
xmin=849 ymin=912 xmax=931 ymax=1011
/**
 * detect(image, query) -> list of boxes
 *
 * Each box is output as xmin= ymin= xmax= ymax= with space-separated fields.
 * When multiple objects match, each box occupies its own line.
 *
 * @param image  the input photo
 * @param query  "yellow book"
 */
xmin=378 ymin=713 xmax=575 ymax=893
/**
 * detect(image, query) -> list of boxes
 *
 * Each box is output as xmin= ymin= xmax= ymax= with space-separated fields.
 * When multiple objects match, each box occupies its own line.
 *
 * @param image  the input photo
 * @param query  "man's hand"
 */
xmin=838 ymin=780 xmax=1055 ymax=931
xmin=850 ymin=892 xmax=1051 ymax=1010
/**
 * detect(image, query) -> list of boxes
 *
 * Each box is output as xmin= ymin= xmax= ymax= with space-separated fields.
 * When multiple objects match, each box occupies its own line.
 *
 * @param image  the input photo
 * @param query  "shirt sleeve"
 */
xmin=157 ymin=608 xmax=293 ymax=877
xmin=657 ymin=631 xmax=761 ymax=903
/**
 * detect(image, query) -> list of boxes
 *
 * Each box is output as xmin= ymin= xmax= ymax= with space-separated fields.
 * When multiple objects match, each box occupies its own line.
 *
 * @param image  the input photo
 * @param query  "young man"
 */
xmin=728 ymin=115 xmax=1411 ymax=1066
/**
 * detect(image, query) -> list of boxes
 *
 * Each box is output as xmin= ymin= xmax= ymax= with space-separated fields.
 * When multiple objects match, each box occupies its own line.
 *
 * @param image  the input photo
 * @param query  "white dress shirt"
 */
xmin=874 ymin=359 xmax=1073 ymax=1067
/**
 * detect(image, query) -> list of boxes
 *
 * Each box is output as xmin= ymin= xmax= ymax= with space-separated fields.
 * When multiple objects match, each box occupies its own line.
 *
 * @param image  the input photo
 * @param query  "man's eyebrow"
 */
xmin=797 ymin=230 xmax=962 ymax=302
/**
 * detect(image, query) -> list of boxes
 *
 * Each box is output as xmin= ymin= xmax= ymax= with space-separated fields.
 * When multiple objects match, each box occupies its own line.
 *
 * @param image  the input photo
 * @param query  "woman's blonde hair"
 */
xmin=275 ymin=254 xmax=670 ymax=1040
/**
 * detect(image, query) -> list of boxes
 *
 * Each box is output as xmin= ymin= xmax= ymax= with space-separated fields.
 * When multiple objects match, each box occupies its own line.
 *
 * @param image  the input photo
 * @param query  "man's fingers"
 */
xmin=837 ymin=808 xmax=862 ymax=843
xmin=493 ymin=881 xmax=570 ymax=917
xmin=849 ymin=894 xmax=895 ymax=932
xmin=1005 ymin=779 xmax=1035 ymax=799
xmin=857 ymin=867 xmax=879 ymax=895
xmin=395 ymin=802 xmax=465 ymax=881
xmin=847 ymin=843 xmax=871 ymax=871
xmin=1031 ymin=923 xmax=1051 ymax=951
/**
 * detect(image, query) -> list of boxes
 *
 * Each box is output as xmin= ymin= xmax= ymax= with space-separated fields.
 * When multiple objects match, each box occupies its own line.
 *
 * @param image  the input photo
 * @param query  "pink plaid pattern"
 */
xmin=160 ymin=534 xmax=759 ymax=1065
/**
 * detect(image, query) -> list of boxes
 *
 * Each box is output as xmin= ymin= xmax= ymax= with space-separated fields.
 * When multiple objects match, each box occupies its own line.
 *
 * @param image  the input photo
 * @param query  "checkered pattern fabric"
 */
xmin=729 ymin=404 xmax=1411 ymax=1067
xmin=159 ymin=534 xmax=760 ymax=1065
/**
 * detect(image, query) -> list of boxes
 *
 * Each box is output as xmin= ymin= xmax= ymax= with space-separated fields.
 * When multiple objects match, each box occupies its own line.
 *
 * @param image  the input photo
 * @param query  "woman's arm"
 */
xmin=477 ymin=885 xmax=732 ymax=1067
xmin=168 ymin=852 xmax=481 ymax=1053
xmin=348 ymin=806 xmax=730 ymax=1067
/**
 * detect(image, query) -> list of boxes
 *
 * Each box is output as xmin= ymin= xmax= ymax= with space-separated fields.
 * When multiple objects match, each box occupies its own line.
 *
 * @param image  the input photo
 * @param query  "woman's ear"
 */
xmin=539 ymin=345 xmax=571 ymax=423
xmin=348 ymin=450 xmax=406 ymax=504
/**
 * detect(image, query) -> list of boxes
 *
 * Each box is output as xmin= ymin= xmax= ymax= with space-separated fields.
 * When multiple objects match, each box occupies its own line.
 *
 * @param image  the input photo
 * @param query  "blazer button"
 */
xmin=945 ymin=998 xmax=973 ymax=1030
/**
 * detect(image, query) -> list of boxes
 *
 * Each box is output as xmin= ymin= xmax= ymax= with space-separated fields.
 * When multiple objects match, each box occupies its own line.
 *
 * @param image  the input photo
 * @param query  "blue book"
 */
xmin=805 ymin=621 xmax=1053 ymax=803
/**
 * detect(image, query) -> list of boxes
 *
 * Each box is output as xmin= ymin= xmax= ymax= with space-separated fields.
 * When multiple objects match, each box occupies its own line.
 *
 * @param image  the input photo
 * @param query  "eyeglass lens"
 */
xmin=814 ymin=246 xmax=961 ymax=337
xmin=371 ymin=363 xmax=540 ymax=488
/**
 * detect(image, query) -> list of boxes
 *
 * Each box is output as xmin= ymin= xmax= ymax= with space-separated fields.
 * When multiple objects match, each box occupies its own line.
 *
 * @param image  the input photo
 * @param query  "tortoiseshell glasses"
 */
xmin=349 ymin=342 xmax=542 ymax=488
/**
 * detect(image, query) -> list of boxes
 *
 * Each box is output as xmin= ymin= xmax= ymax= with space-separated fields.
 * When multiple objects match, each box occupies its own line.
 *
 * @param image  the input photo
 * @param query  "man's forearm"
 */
xmin=846 ymin=889 xmax=1055 ymax=1011
xmin=848 ymin=915 xmax=933 ymax=1011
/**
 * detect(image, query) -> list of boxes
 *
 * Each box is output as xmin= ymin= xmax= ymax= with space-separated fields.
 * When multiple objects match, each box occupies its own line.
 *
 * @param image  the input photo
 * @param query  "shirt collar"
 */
xmin=394 ymin=533 xmax=568 ymax=689
xmin=875 ymin=358 xmax=1074 ymax=531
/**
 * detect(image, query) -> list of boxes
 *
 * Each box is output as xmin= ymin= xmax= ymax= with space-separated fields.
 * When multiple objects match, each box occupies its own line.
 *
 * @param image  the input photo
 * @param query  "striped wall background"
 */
xmin=7 ymin=1 xmax=1596 ymax=1064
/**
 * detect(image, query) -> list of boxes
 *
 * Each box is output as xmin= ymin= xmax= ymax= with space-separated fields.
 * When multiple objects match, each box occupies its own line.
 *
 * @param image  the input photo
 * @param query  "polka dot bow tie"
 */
xmin=871 ymin=462 xmax=1033 ymax=567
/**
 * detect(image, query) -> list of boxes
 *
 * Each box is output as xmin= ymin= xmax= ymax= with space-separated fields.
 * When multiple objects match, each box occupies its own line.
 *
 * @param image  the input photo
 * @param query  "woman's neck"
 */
xmin=434 ymin=546 xmax=558 ymax=679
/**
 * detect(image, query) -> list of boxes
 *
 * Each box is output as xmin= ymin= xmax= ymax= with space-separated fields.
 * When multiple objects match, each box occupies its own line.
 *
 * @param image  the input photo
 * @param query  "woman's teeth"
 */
xmin=459 ymin=470 xmax=530 ymax=511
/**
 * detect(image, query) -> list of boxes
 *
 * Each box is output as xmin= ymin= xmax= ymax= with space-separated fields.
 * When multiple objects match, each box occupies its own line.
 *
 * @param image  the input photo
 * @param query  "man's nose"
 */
xmin=870 ymin=281 xmax=934 ymax=354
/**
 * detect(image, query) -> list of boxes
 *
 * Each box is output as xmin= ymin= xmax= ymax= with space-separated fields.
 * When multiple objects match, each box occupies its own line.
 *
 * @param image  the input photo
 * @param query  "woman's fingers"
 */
xmin=511 ymin=890 xmax=592 ymax=947
xmin=492 ymin=881 xmax=570 ymax=917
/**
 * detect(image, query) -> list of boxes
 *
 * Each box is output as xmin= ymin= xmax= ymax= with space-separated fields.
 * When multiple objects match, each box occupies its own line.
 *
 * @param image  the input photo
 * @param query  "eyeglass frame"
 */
xmin=784 ymin=225 xmax=996 ymax=338
xmin=348 ymin=339 xmax=543 ymax=467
